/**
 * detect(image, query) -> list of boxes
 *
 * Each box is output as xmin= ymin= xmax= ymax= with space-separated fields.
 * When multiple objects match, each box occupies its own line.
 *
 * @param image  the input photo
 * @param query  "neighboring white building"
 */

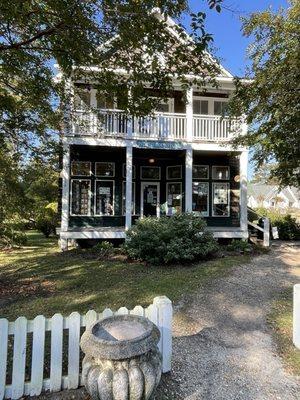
xmin=248 ymin=184 xmax=300 ymax=210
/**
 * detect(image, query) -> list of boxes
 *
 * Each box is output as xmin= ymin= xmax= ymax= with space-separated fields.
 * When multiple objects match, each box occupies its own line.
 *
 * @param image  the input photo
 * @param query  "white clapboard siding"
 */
xmin=1 ymin=296 xmax=172 ymax=400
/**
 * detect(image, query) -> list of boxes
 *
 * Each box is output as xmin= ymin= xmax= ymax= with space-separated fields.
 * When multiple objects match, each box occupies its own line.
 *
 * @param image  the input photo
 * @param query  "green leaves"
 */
xmin=207 ymin=0 xmax=222 ymax=12
xmin=229 ymin=1 xmax=300 ymax=187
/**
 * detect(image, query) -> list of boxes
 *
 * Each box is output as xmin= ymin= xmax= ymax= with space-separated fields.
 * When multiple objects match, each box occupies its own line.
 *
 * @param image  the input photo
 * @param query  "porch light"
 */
xmin=149 ymin=158 xmax=155 ymax=164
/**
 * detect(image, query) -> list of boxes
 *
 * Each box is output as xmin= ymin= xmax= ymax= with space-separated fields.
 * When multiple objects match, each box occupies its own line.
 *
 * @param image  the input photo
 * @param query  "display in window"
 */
xmin=166 ymin=183 xmax=182 ymax=215
xmin=213 ymin=182 xmax=230 ymax=216
xmin=192 ymin=182 xmax=209 ymax=216
xmin=71 ymin=180 xmax=91 ymax=215
xmin=140 ymin=166 xmax=160 ymax=180
xmin=122 ymin=164 xmax=136 ymax=179
xmin=122 ymin=181 xmax=136 ymax=215
xmin=212 ymin=166 xmax=229 ymax=180
xmin=95 ymin=181 xmax=114 ymax=215
xmin=193 ymin=165 xmax=209 ymax=179
xmin=95 ymin=162 xmax=115 ymax=177
xmin=167 ymin=165 xmax=182 ymax=180
xmin=71 ymin=161 xmax=91 ymax=176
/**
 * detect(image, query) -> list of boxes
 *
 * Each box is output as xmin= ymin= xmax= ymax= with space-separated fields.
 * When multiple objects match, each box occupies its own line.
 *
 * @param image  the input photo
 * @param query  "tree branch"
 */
xmin=0 ymin=21 xmax=65 ymax=51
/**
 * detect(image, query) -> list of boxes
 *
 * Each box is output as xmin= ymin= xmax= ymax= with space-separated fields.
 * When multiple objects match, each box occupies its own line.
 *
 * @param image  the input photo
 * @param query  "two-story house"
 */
xmin=58 ymin=14 xmax=249 ymax=250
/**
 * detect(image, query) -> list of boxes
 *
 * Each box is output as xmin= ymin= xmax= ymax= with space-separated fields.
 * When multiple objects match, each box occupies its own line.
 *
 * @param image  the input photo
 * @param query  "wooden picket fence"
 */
xmin=0 ymin=296 xmax=172 ymax=400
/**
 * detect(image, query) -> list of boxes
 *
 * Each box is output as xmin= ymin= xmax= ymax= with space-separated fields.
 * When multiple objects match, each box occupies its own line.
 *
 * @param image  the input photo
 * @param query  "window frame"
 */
xmin=150 ymin=97 xmax=174 ymax=113
xmin=74 ymin=87 xmax=91 ymax=112
xmin=166 ymin=182 xmax=182 ymax=215
xmin=166 ymin=165 xmax=182 ymax=180
xmin=213 ymin=100 xmax=228 ymax=116
xmin=95 ymin=162 xmax=115 ymax=178
xmin=212 ymin=165 xmax=230 ymax=181
xmin=94 ymin=179 xmax=115 ymax=217
xmin=71 ymin=161 xmax=92 ymax=177
xmin=212 ymin=182 xmax=230 ymax=217
xmin=193 ymin=164 xmax=209 ymax=180
xmin=70 ymin=179 xmax=92 ymax=216
xmin=192 ymin=97 xmax=209 ymax=115
xmin=192 ymin=181 xmax=209 ymax=217
xmin=140 ymin=166 xmax=161 ymax=180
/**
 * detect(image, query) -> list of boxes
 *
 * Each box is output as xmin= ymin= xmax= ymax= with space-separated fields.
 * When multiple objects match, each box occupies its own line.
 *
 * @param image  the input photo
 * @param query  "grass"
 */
xmin=0 ymin=231 xmax=250 ymax=321
xmin=268 ymin=289 xmax=300 ymax=375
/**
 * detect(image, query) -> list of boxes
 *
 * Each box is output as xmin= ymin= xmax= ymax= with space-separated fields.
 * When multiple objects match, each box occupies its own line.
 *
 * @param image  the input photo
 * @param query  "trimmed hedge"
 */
xmin=124 ymin=213 xmax=219 ymax=265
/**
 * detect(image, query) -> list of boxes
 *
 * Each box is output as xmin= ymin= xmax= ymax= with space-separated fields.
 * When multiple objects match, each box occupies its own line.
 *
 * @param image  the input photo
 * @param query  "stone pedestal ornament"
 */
xmin=80 ymin=315 xmax=162 ymax=400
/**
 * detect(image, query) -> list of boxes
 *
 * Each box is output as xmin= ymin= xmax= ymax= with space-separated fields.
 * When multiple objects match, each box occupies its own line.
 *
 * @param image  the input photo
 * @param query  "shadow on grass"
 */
xmin=0 ymin=231 xmax=250 ymax=320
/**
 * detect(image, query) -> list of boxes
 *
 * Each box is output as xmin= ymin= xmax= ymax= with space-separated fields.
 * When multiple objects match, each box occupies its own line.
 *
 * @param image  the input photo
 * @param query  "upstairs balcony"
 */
xmin=70 ymin=109 xmax=243 ymax=143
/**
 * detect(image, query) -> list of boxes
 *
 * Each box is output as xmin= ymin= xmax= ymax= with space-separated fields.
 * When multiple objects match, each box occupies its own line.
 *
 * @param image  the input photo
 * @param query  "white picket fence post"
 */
xmin=0 ymin=296 xmax=172 ymax=400
xmin=263 ymin=217 xmax=270 ymax=247
xmin=293 ymin=284 xmax=300 ymax=349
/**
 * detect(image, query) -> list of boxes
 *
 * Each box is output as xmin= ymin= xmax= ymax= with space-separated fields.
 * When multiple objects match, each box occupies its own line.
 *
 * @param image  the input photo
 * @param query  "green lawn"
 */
xmin=268 ymin=289 xmax=300 ymax=375
xmin=0 ymin=231 xmax=250 ymax=321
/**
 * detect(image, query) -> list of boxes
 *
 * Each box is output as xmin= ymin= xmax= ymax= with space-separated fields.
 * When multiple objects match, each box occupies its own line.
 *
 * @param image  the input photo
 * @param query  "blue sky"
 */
xmin=185 ymin=0 xmax=288 ymax=177
xmin=188 ymin=0 xmax=288 ymax=77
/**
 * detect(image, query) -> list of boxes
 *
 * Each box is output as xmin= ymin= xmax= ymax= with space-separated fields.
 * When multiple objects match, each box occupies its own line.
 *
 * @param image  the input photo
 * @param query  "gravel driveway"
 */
xmin=157 ymin=242 xmax=300 ymax=400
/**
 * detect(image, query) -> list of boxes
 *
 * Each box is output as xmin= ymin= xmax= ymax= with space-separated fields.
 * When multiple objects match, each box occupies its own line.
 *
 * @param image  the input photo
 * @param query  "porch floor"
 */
xmin=60 ymin=226 xmax=248 ymax=240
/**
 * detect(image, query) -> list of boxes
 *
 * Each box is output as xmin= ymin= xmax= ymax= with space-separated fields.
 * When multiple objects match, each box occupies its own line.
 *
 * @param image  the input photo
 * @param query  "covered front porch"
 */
xmin=60 ymin=143 xmax=248 ymax=249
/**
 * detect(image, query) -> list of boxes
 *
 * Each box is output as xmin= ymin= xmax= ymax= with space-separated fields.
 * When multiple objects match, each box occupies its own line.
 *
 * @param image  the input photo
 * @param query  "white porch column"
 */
xmin=185 ymin=147 xmax=193 ymax=212
xmin=186 ymin=87 xmax=193 ymax=141
xmin=239 ymin=150 xmax=248 ymax=232
xmin=125 ymin=145 xmax=133 ymax=230
xmin=60 ymin=143 xmax=70 ymax=250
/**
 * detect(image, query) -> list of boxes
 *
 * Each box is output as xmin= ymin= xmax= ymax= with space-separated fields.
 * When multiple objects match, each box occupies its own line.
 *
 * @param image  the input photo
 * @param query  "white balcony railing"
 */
xmin=71 ymin=110 xmax=241 ymax=142
xmin=193 ymin=115 xmax=241 ymax=142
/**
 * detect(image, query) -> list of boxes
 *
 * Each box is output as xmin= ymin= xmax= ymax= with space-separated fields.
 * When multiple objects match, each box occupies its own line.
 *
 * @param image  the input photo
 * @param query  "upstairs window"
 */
xmin=74 ymin=88 xmax=91 ymax=111
xmin=193 ymin=99 xmax=209 ymax=115
xmin=214 ymin=101 xmax=228 ymax=116
xmin=96 ymin=92 xmax=114 ymax=110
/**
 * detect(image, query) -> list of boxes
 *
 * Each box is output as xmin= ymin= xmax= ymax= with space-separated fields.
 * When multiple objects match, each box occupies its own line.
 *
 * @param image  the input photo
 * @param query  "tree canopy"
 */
xmin=0 ymin=0 xmax=223 ymax=158
xmin=230 ymin=0 xmax=300 ymax=188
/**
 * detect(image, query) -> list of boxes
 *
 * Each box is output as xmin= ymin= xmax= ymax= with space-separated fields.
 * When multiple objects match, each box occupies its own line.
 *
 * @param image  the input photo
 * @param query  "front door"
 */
xmin=141 ymin=182 xmax=160 ymax=217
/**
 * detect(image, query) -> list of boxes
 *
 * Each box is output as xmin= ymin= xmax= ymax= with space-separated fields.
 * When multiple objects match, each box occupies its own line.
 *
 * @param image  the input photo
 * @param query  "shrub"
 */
xmin=254 ymin=208 xmax=300 ymax=240
xmin=124 ymin=213 xmax=219 ymax=265
xmin=36 ymin=203 xmax=58 ymax=238
xmin=0 ymin=221 xmax=27 ymax=248
xmin=274 ymin=215 xmax=300 ymax=240
xmin=227 ymin=239 xmax=251 ymax=253
xmin=90 ymin=241 xmax=114 ymax=259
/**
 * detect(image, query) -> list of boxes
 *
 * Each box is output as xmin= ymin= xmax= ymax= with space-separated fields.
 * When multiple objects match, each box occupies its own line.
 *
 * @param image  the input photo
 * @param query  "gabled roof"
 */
xmin=151 ymin=8 xmax=233 ymax=79
xmin=248 ymin=183 xmax=300 ymax=203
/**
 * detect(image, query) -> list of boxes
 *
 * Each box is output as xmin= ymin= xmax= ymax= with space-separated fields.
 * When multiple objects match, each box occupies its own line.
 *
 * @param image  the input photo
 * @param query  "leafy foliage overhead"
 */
xmin=0 ymin=0 xmax=223 ymax=155
xmin=229 ymin=0 xmax=300 ymax=187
